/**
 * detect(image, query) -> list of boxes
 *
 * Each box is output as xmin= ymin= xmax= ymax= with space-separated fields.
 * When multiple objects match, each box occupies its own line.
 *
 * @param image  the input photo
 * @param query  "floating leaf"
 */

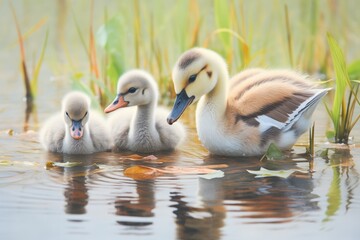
xmin=247 ymin=167 xmax=307 ymax=179
xmin=7 ymin=129 xmax=14 ymax=136
xmin=161 ymin=166 xmax=220 ymax=174
xmin=124 ymin=164 xmax=228 ymax=180
xmin=119 ymin=154 xmax=159 ymax=161
xmin=48 ymin=161 xmax=82 ymax=168
xmin=265 ymin=143 xmax=285 ymax=160
xmin=142 ymin=155 xmax=158 ymax=161
xmin=119 ymin=154 xmax=144 ymax=160
xmin=199 ymin=170 xmax=224 ymax=180
xmin=0 ymin=160 xmax=12 ymax=166
xmin=124 ymin=165 xmax=161 ymax=180
xmin=0 ymin=160 xmax=39 ymax=167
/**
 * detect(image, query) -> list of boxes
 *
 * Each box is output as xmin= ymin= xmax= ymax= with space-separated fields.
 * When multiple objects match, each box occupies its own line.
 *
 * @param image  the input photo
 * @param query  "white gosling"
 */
xmin=167 ymin=48 xmax=330 ymax=156
xmin=40 ymin=91 xmax=111 ymax=154
xmin=104 ymin=69 xmax=185 ymax=153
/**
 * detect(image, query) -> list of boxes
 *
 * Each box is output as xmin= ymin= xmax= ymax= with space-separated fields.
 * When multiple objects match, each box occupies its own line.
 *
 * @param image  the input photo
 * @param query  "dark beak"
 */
xmin=167 ymin=89 xmax=194 ymax=125
xmin=70 ymin=120 xmax=83 ymax=140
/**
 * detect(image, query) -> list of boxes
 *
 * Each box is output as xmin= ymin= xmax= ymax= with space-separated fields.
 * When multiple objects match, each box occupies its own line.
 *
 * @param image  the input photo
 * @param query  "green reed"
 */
xmin=59 ymin=0 xmax=359 ymax=123
xmin=325 ymin=34 xmax=360 ymax=144
xmin=10 ymin=2 xmax=48 ymax=104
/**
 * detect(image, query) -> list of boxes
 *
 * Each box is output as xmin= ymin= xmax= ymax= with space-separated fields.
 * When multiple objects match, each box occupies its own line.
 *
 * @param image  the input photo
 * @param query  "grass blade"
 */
xmin=133 ymin=0 xmax=141 ymax=68
xmin=284 ymin=5 xmax=294 ymax=67
xmin=204 ymin=28 xmax=249 ymax=67
xmin=89 ymin=0 xmax=100 ymax=79
xmin=214 ymin=0 xmax=231 ymax=47
xmin=10 ymin=1 xmax=32 ymax=102
xmin=31 ymin=29 xmax=49 ymax=96
xmin=72 ymin=10 xmax=89 ymax=60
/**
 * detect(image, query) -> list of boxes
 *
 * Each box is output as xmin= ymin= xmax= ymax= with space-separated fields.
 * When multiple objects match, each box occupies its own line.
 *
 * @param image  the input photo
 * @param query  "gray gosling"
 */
xmin=104 ymin=69 xmax=185 ymax=153
xmin=40 ymin=91 xmax=111 ymax=154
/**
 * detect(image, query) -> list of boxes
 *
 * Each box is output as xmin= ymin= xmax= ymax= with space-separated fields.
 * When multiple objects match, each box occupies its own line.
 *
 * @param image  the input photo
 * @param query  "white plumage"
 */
xmin=105 ymin=69 xmax=185 ymax=153
xmin=40 ymin=91 xmax=111 ymax=154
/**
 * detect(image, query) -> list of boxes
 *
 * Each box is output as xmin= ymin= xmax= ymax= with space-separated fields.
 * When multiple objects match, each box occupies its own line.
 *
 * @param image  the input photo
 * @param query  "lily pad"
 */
xmin=0 ymin=160 xmax=12 ymax=166
xmin=7 ymin=129 xmax=14 ymax=136
xmin=199 ymin=170 xmax=224 ymax=180
xmin=265 ymin=143 xmax=285 ymax=160
xmin=48 ymin=161 xmax=82 ymax=168
xmin=0 ymin=160 xmax=39 ymax=167
xmin=119 ymin=154 xmax=158 ymax=161
xmin=124 ymin=164 xmax=228 ymax=180
xmin=247 ymin=167 xmax=307 ymax=179
xmin=124 ymin=165 xmax=161 ymax=180
xmin=142 ymin=155 xmax=158 ymax=161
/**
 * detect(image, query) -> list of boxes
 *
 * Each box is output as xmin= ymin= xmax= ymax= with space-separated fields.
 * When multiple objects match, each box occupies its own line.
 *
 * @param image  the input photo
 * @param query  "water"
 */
xmin=1 ymin=1 xmax=360 ymax=239
xmin=1 ymin=92 xmax=360 ymax=240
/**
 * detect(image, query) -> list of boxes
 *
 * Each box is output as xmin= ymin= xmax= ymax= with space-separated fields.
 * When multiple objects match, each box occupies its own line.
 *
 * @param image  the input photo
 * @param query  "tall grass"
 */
xmin=10 ymin=2 xmax=48 ymax=104
xmin=284 ymin=5 xmax=294 ymax=68
xmin=68 ymin=0 xmax=254 ymax=108
xmin=10 ymin=2 xmax=32 ymax=103
xmin=11 ymin=0 xmax=357 ymax=124
xmin=325 ymin=34 xmax=360 ymax=144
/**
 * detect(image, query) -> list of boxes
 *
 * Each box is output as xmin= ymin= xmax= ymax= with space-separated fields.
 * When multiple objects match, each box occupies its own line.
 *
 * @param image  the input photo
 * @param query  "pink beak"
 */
xmin=104 ymin=95 xmax=129 ymax=113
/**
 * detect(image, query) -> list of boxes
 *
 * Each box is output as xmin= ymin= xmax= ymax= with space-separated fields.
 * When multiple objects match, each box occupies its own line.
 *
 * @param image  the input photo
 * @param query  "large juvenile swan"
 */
xmin=167 ymin=48 xmax=329 ymax=156
xmin=104 ymin=69 xmax=185 ymax=153
xmin=40 ymin=91 xmax=111 ymax=154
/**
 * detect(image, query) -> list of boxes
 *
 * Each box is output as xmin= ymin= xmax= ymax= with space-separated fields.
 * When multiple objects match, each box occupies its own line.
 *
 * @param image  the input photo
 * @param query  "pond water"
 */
xmin=1 ymin=75 xmax=360 ymax=240
xmin=1 ymin=1 xmax=360 ymax=240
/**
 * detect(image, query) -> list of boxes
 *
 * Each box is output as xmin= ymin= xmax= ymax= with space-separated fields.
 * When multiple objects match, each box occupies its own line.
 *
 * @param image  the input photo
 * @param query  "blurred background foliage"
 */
xmin=1 ymin=1 xmax=360 ymax=140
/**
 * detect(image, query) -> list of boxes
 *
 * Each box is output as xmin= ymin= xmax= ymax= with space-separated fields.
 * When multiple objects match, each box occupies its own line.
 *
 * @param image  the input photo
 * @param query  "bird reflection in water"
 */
xmin=171 ymin=177 xmax=225 ymax=240
xmin=114 ymin=179 xmax=155 ymax=226
xmin=170 ymin=155 xmax=320 ymax=239
xmin=45 ymin=153 xmax=96 ymax=215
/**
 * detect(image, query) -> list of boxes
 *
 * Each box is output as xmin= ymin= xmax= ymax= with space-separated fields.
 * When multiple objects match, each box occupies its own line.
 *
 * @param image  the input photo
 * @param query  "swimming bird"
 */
xmin=40 ymin=91 xmax=111 ymax=154
xmin=167 ymin=48 xmax=329 ymax=156
xmin=104 ymin=69 xmax=185 ymax=153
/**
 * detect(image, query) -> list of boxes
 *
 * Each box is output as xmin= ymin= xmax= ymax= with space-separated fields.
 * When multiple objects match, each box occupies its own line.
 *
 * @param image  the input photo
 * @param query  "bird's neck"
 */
xmin=63 ymin=125 xmax=92 ymax=153
xmin=203 ymin=66 xmax=228 ymax=117
xmin=131 ymin=102 xmax=157 ymax=135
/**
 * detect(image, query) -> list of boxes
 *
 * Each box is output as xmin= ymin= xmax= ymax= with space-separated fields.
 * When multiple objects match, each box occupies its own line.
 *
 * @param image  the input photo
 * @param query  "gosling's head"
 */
xmin=167 ymin=48 xmax=228 ymax=124
xmin=62 ymin=91 xmax=90 ymax=140
xmin=104 ymin=69 xmax=158 ymax=113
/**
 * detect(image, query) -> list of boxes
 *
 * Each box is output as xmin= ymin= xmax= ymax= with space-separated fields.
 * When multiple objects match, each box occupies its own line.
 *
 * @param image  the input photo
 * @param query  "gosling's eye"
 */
xmin=128 ymin=87 xmax=137 ymax=93
xmin=188 ymin=74 xmax=197 ymax=83
xmin=66 ymin=112 xmax=70 ymax=118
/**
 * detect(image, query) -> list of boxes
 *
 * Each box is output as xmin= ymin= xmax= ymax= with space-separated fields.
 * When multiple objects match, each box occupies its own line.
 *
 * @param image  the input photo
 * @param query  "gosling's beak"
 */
xmin=167 ymin=89 xmax=194 ymax=125
xmin=70 ymin=120 xmax=83 ymax=140
xmin=104 ymin=95 xmax=129 ymax=113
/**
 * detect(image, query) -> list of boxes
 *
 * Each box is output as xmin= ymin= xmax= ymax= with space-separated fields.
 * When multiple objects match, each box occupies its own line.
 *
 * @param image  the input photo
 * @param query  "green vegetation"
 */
xmin=326 ymin=34 xmax=360 ymax=144
xmin=10 ymin=2 xmax=48 ymax=104
xmin=66 ymin=1 xmax=359 ymax=107
xmin=10 ymin=0 xmax=360 ymax=144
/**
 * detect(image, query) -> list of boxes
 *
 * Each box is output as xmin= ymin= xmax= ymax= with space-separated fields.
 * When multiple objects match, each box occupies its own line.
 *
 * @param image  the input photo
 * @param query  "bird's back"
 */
xmin=224 ymin=69 xmax=328 ymax=154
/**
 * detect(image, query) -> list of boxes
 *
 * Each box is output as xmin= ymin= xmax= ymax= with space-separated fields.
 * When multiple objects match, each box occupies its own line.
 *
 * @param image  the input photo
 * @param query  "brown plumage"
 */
xmin=168 ymin=48 xmax=330 ymax=156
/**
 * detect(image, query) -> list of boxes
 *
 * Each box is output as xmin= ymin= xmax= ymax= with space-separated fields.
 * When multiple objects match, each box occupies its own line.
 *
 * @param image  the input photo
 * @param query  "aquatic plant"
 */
xmin=307 ymin=123 xmax=315 ymax=157
xmin=62 ymin=0 xmax=359 ymax=125
xmin=325 ymin=34 xmax=360 ymax=144
xmin=10 ymin=2 xmax=48 ymax=103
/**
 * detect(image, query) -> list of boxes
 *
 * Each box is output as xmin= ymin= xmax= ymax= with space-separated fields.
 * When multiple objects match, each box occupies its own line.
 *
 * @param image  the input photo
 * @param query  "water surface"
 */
xmin=1 ymin=85 xmax=360 ymax=240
